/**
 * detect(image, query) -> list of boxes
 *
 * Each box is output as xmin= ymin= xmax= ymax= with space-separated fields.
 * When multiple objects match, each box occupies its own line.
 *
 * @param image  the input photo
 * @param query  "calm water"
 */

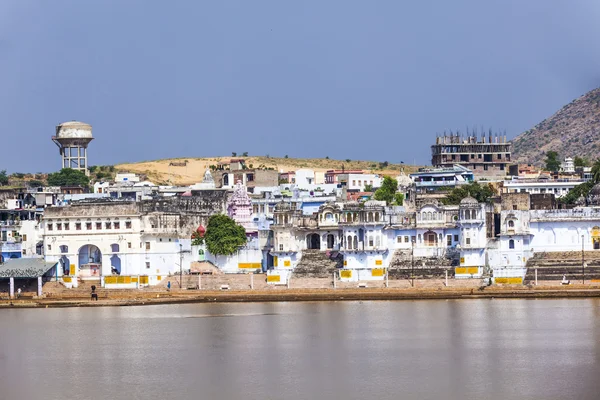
xmin=1 ymin=299 xmax=600 ymax=400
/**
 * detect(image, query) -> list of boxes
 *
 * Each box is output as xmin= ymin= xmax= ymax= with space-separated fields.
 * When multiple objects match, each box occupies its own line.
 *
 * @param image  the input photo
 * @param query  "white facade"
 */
xmin=115 ymin=173 xmax=140 ymax=183
xmin=502 ymin=179 xmax=584 ymax=198
xmin=561 ymin=157 xmax=575 ymax=173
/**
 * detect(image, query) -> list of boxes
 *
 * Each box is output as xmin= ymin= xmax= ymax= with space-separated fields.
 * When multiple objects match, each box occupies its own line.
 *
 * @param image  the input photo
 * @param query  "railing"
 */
xmin=0 ymin=220 xmax=22 ymax=227
xmin=414 ymin=180 xmax=469 ymax=187
xmin=0 ymin=242 xmax=22 ymax=252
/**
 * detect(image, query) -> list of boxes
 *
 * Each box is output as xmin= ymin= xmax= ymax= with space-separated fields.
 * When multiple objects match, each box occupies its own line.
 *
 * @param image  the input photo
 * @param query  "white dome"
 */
xmin=55 ymin=121 xmax=93 ymax=140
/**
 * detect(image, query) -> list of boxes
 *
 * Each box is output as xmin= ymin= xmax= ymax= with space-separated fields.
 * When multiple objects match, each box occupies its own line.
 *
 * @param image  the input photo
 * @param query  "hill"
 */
xmin=512 ymin=87 xmax=600 ymax=165
xmin=115 ymin=156 xmax=418 ymax=186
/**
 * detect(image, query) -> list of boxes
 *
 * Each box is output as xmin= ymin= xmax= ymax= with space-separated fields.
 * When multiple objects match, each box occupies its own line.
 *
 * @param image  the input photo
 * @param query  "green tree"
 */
xmin=204 ymin=214 xmax=247 ymax=256
xmin=544 ymin=151 xmax=561 ymax=172
xmin=442 ymin=182 xmax=496 ymax=205
xmin=592 ymin=159 xmax=600 ymax=183
xmin=28 ymin=180 xmax=45 ymax=188
xmin=0 ymin=170 xmax=8 ymax=186
xmin=373 ymin=176 xmax=399 ymax=204
xmin=574 ymin=156 xmax=590 ymax=168
xmin=47 ymin=168 xmax=90 ymax=187
xmin=394 ymin=192 xmax=404 ymax=206
xmin=363 ymin=184 xmax=373 ymax=192
xmin=560 ymin=181 xmax=594 ymax=205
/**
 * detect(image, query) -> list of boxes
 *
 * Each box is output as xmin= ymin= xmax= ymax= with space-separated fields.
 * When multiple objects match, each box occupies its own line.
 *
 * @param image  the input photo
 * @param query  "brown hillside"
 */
xmin=512 ymin=87 xmax=600 ymax=165
xmin=115 ymin=156 xmax=419 ymax=186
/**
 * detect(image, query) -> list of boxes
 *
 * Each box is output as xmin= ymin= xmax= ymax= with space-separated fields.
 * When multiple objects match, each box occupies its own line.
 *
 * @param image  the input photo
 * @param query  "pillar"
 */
xmin=37 ymin=276 xmax=42 ymax=297
xmin=9 ymin=277 xmax=14 ymax=299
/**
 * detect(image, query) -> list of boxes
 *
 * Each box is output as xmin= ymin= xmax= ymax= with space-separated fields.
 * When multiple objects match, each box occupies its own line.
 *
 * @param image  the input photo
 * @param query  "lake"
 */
xmin=1 ymin=299 xmax=599 ymax=400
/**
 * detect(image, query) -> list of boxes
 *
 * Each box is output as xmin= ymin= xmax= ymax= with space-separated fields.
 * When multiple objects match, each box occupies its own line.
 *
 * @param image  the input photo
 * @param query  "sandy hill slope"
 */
xmin=512 ymin=87 xmax=600 ymax=165
xmin=115 ymin=156 xmax=419 ymax=186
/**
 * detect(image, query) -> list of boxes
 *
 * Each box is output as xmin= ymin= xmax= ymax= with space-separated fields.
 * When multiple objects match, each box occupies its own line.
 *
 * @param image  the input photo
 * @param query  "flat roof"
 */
xmin=0 ymin=258 xmax=57 ymax=278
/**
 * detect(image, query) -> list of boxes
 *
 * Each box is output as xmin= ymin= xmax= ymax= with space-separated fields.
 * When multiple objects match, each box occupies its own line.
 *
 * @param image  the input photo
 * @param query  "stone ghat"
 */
xmin=525 ymin=251 xmax=600 ymax=282
xmin=293 ymin=250 xmax=343 ymax=278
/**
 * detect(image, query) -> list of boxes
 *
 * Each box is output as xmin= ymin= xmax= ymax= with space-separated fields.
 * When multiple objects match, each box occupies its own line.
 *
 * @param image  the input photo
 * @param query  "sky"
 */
xmin=1 ymin=0 xmax=600 ymax=173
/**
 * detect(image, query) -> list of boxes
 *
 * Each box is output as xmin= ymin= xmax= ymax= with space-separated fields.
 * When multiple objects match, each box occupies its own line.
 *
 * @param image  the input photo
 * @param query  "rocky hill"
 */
xmin=116 ymin=156 xmax=419 ymax=185
xmin=512 ymin=87 xmax=600 ymax=165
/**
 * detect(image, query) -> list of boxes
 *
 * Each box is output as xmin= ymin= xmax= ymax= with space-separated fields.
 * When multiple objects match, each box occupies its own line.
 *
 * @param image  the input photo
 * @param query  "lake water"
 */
xmin=1 ymin=299 xmax=599 ymax=400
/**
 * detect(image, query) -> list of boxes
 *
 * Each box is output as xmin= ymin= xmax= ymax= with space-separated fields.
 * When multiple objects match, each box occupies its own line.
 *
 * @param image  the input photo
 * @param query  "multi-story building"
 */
xmin=431 ymin=133 xmax=511 ymax=176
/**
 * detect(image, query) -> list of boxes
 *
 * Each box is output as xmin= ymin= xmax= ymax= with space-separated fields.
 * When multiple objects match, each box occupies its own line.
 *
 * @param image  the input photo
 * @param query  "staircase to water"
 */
xmin=293 ymin=250 xmax=343 ymax=278
xmin=525 ymin=251 xmax=600 ymax=282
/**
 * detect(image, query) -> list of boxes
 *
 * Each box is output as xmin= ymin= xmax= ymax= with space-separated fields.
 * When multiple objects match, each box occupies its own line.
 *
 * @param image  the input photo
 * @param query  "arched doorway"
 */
xmin=78 ymin=244 xmax=102 ymax=277
xmin=223 ymin=174 xmax=229 ymax=187
xmin=326 ymin=234 xmax=335 ymax=249
xmin=424 ymin=231 xmax=437 ymax=247
xmin=110 ymin=255 xmax=122 ymax=275
xmin=60 ymin=255 xmax=70 ymax=275
xmin=307 ymin=233 xmax=321 ymax=250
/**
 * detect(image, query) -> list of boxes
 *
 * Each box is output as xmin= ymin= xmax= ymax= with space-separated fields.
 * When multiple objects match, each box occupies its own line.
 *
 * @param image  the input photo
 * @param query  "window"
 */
xmin=509 ymin=239 xmax=515 ymax=249
xmin=60 ymin=245 xmax=68 ymax=253
xmin=279 ymin=244 xmax=283 ymax=251
xmin=48 ymin=223 xmax=53 ymax=231
xmin=246 ymin=173 xmax=254 ymax=182
xmin=145 ymin=242 xmax=151 ymax=250
xmin=105 ymin=221 xmax=111 ymax=229
xmin=22 ymin=234 xmax=27 ymax=242
xmin=111 ymin=244 xmax=120 ymax=252
xmin=47 ymin=244 xmax=51 ymax=251
xmin=76 ymin=222 xmax=81 ymax=230
xmin=512 ymin=205 xmax=517 ymax=210
xmin=405 ymin=236 xmax=410 ymax=243
xmin=397 ymin=236 xmax=402 ymax=243
xmin=57 ymin=223 xmax=62 ymax=231
xmin=86 ymin=222 xmax=92 ymax=230
xmin=126 ymin=220 xmax=132 ymax=229
xmin=352 ymin=180 xmax=356 ymax=186
xmin=22 ymin=250 xmax=26 ymax=255
xmin=466 ymin=238 xmax=471 ymax=245
xmin=447 ymin=235 xmax=452 ymax=246
xmin=114 ymin=221 xmax=120 ymax=229
xmin=368 ymin=237 xmax=374 ymax=247
xmin=64 ymin=223 xmax=70 ymax=231
xmin=146 ymin=262 xmax=150 ymax=269
xmin=484 ymin=165 xmax=488 ymax=171
xmin=508 ymin=220 xmax=514 ymax=228
xmin=454 ymin=235 xmax=458 ymax=242
xmin=96 ymin=222 xmax=102 ymax=230
xmin=128 ymin=242 xmax=132 ymax=249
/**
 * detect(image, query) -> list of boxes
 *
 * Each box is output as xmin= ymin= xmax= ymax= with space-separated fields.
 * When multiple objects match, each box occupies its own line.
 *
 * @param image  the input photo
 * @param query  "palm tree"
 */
xmin=592 ymin=159 xmax=600 ymax=183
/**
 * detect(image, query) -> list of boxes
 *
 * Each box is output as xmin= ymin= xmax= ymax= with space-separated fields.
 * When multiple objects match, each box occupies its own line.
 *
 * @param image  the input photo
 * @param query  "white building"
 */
xmin=561 ymin=157 xmax=575 ymax=173
xmin=502 ymin=178 xmax=584 ymax=198
xmin=338 ymin=173 xmax=382 ymax=192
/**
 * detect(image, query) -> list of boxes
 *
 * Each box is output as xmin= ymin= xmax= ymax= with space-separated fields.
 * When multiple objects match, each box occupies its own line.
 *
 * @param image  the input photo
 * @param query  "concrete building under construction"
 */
xmin=431 ymin=132 xmax=512 ymax=176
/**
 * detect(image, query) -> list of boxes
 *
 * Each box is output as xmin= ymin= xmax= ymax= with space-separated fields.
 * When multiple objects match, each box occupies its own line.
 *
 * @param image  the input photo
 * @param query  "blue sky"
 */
xmin=1 ymin=0 xmax=599 ymax=173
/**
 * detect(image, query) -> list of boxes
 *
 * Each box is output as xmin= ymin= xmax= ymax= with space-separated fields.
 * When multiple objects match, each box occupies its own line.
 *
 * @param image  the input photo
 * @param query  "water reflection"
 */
xmin=0 ymin=299 xmax=599 ymax=400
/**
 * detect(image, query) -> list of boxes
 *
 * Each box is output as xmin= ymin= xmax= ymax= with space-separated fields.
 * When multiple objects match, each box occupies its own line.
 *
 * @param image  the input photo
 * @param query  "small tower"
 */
xmin=52 ymin=121 xmax=93 ymax=176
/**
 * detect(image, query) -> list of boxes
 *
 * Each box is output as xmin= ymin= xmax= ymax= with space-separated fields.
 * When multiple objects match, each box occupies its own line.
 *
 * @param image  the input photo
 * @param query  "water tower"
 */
xmin=52 ymin=121 xmax=93 ymax=176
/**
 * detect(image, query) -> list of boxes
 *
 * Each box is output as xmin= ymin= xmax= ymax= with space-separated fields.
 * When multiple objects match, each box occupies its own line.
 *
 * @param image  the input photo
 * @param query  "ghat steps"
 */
xmin=294 ymin=250 xmax=343 ymax=278
xmin=525 ymin=251 xmax=600 ymax=282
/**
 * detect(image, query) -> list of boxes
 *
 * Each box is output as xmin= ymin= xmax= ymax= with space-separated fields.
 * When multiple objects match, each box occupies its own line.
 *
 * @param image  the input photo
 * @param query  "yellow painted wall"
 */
xmin=455 ymin=267 xmax=479 ymax=275
xmin=69 ymin=264 xmax=76 ymax=275
xmin=375 ymin=259 xmax=383 ymax=266
xmin=139 ymin=276 xmax=149 ymax=285
xmin=495 ymin=277 xmax=523 ymax=284
xmin=239 ymin=262 xmax=262 ymax=269
xmin=340 ymin=270 xmax=352 ymax=279
xmin=62 ymin=276 xmax=72 ymax=283
xmin=372 ymin=268 xmax=385 ymax=277
xmin=283 ymin=260 xmax=291 ymax=267
xmin=267 ymin=275 xmax=281 ymax=283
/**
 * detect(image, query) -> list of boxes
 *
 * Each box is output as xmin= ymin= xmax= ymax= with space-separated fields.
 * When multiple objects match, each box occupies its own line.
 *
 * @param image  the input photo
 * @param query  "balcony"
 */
xmin=0 ymin=242 xmax=22 ymax=252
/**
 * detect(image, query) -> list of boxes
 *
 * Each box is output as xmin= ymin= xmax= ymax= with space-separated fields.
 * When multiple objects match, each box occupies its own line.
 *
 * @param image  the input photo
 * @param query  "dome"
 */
xmin=55 ymin=121 xmax=93 ymax=140
xmin=460 ymin=196 xmax=478 ymax=206
xmin=196 ymin=225 xmax=206 ymax=236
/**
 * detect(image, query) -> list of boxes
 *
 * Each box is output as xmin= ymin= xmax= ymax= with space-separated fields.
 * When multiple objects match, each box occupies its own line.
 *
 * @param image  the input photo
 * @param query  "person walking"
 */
xmin=167 ymin=281 xmax=171 ymax=291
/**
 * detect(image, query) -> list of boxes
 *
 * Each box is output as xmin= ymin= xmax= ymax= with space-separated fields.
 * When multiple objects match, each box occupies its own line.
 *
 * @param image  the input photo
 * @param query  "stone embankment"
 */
xmin=1 ymin=274 xmax=600 ymax=308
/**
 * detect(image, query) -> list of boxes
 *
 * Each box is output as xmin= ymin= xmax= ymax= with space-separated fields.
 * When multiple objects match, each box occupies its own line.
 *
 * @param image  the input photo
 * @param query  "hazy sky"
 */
xmin=1 ymin=0 xmax=600 ymax=173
